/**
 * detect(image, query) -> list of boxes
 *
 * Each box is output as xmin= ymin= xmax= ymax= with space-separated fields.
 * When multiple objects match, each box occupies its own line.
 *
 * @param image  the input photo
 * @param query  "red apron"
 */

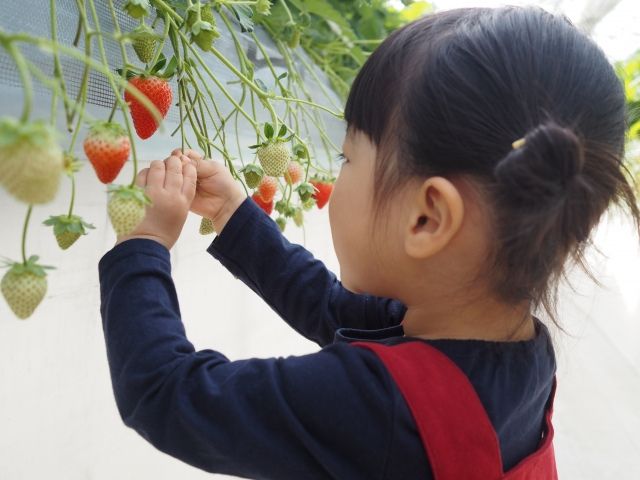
xmin=352 ymin=341 xmax=558 ymax=480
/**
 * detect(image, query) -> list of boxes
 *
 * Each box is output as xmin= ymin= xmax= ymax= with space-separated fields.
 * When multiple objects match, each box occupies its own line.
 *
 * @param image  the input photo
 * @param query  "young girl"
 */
xmin=99 ymin=6 xmax=639 ymax=479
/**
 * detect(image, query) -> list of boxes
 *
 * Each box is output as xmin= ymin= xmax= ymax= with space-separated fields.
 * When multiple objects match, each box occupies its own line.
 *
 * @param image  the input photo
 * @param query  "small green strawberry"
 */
xmin=302 ymin=197 xmax=316 ymax=211
xmin=241 ymin=164 xmax=264 ymax=189
xmin=193 ymin=22 xmax=220 ymax=52
xmin=250 ymin=122 xmax=292 ymax=177
xmin=293 ymin=208 xmax=304 ymax=227
xmin=43 ymin=215 xmax=95 ymax=250
xmin=107 ymin=184 xmax=151 ymax=236
xmin=190 ymin=19 xmax=220 ymax=52
xmin=130 ymin=24 xmax=159 ymax=64
xmin=199 ymin=217 xmax=214 ymax=235
xmin=296 ymin=182 xmax=315 ymax=203
xmin=276 ymin=216 xmax=287 ymax=232
xmin=1 ymin=256 xmax=54 ymax=320
xmin=0 ymin=118 xmax=64 ymax=204
xmin=123 ymin=0 xmax=150 ymax=19
xmin=287 ymin=27 xmax=302 ymax=49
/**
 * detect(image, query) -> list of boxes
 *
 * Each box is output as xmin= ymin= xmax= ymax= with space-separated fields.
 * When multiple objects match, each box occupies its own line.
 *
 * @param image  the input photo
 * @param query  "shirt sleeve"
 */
xmin=98 ymin=239 xmax=397 ymax=479
xmin=206 ymin=198 xmax=407 ymax=346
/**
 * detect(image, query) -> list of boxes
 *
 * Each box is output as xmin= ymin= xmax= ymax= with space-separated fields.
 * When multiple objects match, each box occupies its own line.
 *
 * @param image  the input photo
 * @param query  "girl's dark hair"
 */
xmin=344 ymin=6 xmax=640 ymax=324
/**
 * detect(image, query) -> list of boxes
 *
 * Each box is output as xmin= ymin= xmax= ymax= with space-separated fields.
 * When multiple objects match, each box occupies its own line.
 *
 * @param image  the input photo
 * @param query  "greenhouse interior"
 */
xmin=1 ymin=0 xmax=639 ymax=479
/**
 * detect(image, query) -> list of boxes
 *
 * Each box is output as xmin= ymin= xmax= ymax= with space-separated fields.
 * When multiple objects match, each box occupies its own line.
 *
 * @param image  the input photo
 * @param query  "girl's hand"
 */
xmin=172 ymin=149 xmax=247 ymax=234
xmin=115 ymin=154 xmax=196 ymax=250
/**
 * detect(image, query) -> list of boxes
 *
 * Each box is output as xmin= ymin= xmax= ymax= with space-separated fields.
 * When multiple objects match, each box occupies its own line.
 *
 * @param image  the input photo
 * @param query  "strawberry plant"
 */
xmin=0 ymin=0 xmax=431 ymax=319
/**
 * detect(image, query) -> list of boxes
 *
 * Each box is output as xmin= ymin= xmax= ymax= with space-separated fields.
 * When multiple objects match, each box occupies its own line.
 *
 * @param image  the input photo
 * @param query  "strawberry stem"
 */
xmin=21 ymin=205 xmax=33 ymax=265
xmin=3 ymin=41 xmax=33 ymax=122
xmin=68 ymin=175 xmax=77 ymax=218
xmin=50 ymin=0 xmax=73 ymax=131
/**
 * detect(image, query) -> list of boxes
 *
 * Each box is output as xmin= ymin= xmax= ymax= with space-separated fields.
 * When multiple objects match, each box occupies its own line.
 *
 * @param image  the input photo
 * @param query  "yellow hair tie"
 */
xmin=512 ymin=137 xmax=526 ymax=150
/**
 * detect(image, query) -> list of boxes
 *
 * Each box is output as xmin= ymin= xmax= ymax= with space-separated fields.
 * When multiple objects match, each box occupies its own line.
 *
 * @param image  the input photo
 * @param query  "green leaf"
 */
xmin=277 ymin=124 xmax=287 ymax=138
xmin=161 ymin=55 xmax=178 ymax=78
xmin=255 ymin=78 xmax=268 ymax=92
xmin=229 ymin=4 xmax=254 ymax=33
xmin=264 ymin=122 xmax=274 ymax=139
xmin=277 ymin=71 xmax=288 ymax=80
xmin=150 ymin=53 xmax=167 ymax=74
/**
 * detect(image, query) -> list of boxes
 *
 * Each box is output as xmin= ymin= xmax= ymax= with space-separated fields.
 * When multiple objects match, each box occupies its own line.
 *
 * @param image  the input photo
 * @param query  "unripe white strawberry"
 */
xmin=1 ymin=256 xmax=53 ymax=320
xmin=0 ymin=118 xmax=64 ymax=204
xmin=199 ymin=217 xmax=214 ymax=235
xmin=107 ymin=185 xmax=150 ymax=236
xmin=257 ymin=141 xmax=291 ymax=177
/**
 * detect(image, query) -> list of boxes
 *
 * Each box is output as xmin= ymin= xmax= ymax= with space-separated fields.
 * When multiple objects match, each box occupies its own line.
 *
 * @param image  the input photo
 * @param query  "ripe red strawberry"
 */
xmin=284 ymin=161 xmax=302 ymax=185
xmin=83 ymin=121 xmax=131 ymax=184
xmin=107 ymin=184 xmax=151 ymax=236
xmin=310 ymin=178 xmax=334 ymax=209
xmin=43 ymin=214 xmax=95 ymax=250
xmin=1 ymin=255 xmax=53 ymax=320
xmin=252 ymin=192 xmax=273 ymax=215
xmin=0 ymin=118 xmax=63 ymax=204
xmin=257 ymin=176 xmax=278 ymax=202
xmin=124 ymin=75 xmax=173 ymax=139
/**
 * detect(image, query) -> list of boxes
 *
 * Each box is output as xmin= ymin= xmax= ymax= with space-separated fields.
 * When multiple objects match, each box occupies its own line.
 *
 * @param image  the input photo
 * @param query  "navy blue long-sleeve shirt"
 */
xmin=98 ymin=197 xmax=557 ymax=479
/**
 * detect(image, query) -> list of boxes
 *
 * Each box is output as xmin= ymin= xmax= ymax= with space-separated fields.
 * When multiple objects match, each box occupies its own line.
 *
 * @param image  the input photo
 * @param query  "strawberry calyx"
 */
xmin=241 ymin=163 xmax=264 ymax=188
xmin=248 ymin=121 xmax=294 ymax=149
xmin=0 ymin=255 xmax=55 ymax=277
xmin=63 ymin=153 xmax=83 ymax=176
xmin=309 ymin=174 xmax=335 ymax=184
xmin=107 ymin=184 xmax=152 ymax=206
xmin=296 ymin=182 xmax=315 ymax=202
xmin=117 ymin=53 xmax=177 ymax=81
xmin=87 ymin=120 xmax=128 ymax=142
xmin=190 ymin=20 xmax=221 ymax=51
xmin=43 ymin=214 xmax=95 ymax=237
xmin=0 ymin=117 xmax=59 ymax=150
xmin=123 ymin=0 xmax=150 ymax=19
xmin=292 ymin=142 xmax=309 ymax=160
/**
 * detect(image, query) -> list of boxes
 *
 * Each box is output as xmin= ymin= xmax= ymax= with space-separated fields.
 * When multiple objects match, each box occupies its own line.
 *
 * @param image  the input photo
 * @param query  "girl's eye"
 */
xmin=337 ymin=152 xmax=348 ymax=164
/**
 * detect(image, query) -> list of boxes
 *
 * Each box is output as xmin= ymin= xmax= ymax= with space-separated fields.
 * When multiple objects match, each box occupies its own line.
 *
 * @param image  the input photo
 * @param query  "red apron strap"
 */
xmin=352 ymin=340 xmax=504 ymax=480
xmin=504 ymin=378 xmax=558 ymax=480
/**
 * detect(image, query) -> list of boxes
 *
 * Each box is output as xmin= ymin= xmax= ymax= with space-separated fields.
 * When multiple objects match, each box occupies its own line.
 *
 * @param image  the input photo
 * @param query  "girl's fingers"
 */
xmin=146 ymin=160 xmax=166 ymax=188
xmin=182 ymin=160 xmax=197 ymax=200
xmin=164 ymin=155 xmax=183 ymax=190
xmin=135 ymin=168 xmax=149 ymax=188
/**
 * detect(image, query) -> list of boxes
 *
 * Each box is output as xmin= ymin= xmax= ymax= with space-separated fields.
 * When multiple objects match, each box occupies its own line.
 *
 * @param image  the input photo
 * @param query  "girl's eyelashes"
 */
xmin=337 ymin=152 xmax=348 ymax=164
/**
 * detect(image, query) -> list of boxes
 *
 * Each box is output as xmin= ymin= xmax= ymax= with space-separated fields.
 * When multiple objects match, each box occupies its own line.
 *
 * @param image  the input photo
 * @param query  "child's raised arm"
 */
xmin=98 ymin=237 xmax=399 ymax=479
xmin=179 ymin=149 xmax=407 ymax=347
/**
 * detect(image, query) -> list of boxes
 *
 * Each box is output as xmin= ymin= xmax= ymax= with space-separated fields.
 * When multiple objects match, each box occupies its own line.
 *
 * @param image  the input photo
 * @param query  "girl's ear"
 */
xmin=404 ymin=177 xmax=464 ymax=259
